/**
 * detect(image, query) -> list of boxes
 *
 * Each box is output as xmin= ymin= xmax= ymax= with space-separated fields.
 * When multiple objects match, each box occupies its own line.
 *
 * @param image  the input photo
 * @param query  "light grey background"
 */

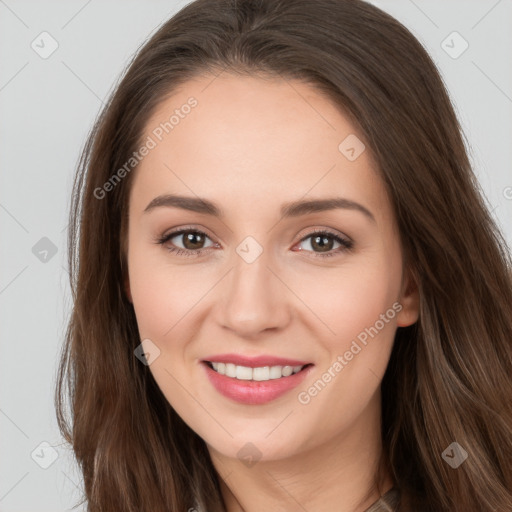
xmin=1 ymin=1 xmax=511 ymax=510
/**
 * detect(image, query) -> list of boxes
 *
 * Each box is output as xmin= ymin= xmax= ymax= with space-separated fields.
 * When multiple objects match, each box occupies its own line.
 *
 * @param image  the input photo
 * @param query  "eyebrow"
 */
xmin=143 ymin=194 xmax=376 ymax=223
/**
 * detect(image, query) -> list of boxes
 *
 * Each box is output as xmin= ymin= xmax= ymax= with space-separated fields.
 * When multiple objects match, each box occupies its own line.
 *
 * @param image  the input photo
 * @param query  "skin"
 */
xmin=124 ymin=72 xmax=420 ymax=512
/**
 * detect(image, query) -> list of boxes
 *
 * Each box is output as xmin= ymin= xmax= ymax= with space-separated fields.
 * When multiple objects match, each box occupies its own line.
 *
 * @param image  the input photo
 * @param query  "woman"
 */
xmin=55 ymin=0 xmax=512 ymax=511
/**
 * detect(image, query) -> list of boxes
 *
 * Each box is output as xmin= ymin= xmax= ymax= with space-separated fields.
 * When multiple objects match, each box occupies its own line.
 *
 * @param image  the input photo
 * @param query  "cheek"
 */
xmin=288 ymin=253 xmax=403 ymax=347
xmin=127 ymin=247 xmax=207 ymax=411
xmin=127 ymin=242 xmax=209 ymax=339
xmin=286 ymin=251 xmax=403 ymax=426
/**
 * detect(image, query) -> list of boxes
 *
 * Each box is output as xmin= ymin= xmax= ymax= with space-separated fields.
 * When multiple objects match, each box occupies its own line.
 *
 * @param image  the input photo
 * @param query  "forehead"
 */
xmin=129 ymin=72 xmax=389 ymax=219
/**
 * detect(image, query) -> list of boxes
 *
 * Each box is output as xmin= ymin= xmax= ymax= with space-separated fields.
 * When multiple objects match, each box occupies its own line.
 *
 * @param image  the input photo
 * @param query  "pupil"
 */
xmin=312 ymin=235 xmax=332 ymax=252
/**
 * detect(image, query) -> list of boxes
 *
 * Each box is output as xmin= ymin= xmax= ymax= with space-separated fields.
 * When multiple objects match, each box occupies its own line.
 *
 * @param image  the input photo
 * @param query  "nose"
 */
xmin=218 ymin=250 xmax=292 ymax=338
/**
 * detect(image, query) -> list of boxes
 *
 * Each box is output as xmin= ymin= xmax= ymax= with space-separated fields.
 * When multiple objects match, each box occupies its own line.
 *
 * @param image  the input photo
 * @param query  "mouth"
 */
xmin=200 ymin=360 xmax=315 ymax=405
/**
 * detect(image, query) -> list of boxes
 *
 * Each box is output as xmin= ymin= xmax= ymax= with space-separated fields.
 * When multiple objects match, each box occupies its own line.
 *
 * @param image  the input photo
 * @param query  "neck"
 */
xmin=208 ymin=391 xmax=393 ymax=512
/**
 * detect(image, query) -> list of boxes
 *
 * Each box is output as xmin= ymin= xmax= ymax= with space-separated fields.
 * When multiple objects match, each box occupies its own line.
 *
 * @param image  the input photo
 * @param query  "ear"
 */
xmin=124 ymin=273 xmax=133 ymax=304
xmin=396 ymin=267 xmax=420 ymax=327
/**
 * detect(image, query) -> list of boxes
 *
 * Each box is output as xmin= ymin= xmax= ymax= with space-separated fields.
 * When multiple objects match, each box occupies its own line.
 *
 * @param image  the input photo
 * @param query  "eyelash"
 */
xmin=154 ymin=226 xmax=354 ymax=259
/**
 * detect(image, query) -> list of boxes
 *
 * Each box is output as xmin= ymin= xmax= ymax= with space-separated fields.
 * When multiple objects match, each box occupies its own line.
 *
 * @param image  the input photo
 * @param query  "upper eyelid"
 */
xmin=162 ymin=226 xmax=216 ymax=243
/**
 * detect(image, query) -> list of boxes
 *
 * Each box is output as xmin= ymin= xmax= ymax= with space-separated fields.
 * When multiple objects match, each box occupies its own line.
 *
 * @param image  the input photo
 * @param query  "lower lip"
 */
xmin=201 ymin=361 xmax=314 ymax=405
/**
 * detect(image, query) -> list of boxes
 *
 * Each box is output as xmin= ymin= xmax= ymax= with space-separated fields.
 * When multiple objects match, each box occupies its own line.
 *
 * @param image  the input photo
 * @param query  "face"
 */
xmin=125 ymin=72 xmax=419 ymax=463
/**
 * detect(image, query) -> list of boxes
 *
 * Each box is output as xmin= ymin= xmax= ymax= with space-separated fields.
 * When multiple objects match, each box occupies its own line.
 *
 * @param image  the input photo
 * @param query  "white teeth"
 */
xmin=269 ymin=366 xmax=282 ymax=379
xmin=209 ymin=362 xmax=306 ymax=381
xmin=253 ymin=366 xmax=270 ymax=381
xmin=282 ymin=366 xmax=293 ymax=377
xmin=225 ymin=363 xmax=237 ymax=378
xmin=236 ymin=365 xmax=253 ymax=380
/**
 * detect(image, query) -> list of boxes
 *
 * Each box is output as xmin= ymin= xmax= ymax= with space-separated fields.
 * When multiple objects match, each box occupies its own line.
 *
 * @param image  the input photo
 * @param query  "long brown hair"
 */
xmin=55 ymin=0 xmax=512 ymax=510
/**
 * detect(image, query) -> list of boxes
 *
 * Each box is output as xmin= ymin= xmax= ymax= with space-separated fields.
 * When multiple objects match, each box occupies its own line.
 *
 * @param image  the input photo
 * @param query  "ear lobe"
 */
xmin=124 ymin=274 xmax=133 ymax=304
xmin=396 ymin=268 xmax=420 ymax=327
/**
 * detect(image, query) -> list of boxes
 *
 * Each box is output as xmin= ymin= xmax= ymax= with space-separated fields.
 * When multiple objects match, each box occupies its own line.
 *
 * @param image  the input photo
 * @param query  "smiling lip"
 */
xmin=201 ymin=353 xmax=311 ymax=368
xmin=200 ymin=354 xmax=314 ymax=405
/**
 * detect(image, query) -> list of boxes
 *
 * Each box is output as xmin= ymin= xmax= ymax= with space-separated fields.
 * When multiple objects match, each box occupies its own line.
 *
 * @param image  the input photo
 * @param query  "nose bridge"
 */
xmin=219 ymin=241 xmax=291 ymax=335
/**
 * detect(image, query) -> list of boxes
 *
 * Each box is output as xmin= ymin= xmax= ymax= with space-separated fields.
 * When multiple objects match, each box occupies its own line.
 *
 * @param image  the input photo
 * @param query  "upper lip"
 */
xmin=202 ymin=353 xmax=312 ymax=368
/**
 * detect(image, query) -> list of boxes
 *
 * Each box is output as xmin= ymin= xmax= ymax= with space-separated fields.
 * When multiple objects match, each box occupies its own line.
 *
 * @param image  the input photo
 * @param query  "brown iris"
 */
xmin=181 ymin=231 xmax=206 ymax=250
xmin=309 ymin=234 xmax=334 ymax=253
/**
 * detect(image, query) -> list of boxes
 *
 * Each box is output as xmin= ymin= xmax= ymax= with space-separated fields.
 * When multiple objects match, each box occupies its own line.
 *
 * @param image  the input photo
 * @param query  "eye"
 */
xmin=154 ymin=227 xmax=353 ymax=258
xmin=154 ymin=228 xmax=216 ymax=257
xmin=294 ymin=229 xmax=353 ymax=258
